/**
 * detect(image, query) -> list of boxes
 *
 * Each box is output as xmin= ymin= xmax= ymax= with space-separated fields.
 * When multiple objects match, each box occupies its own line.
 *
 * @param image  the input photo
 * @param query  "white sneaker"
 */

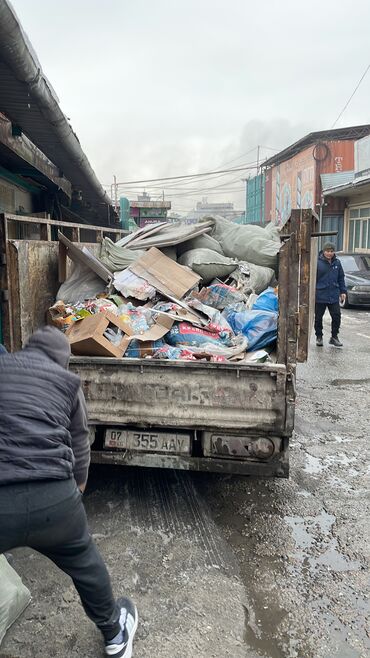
xmin=104 ymin=597 xmax=138 ymax=658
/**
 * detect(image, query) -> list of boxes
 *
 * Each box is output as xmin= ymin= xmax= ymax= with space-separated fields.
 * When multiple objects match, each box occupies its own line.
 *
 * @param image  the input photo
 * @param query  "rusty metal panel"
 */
xmin=71 ymin=359 xmax=288 ymax=434
xmin=90 ymin=448 xmax=289 ymax=478
xmin=5 ymin=239 xmax=102 ymax=349
xmin=201 ymin=432 xmax=282 ymax=458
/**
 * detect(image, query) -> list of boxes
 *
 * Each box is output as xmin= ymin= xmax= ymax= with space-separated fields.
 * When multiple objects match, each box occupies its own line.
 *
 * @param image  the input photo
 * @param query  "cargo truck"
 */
xmin=0 ymin=209 xmax=318 ymax=477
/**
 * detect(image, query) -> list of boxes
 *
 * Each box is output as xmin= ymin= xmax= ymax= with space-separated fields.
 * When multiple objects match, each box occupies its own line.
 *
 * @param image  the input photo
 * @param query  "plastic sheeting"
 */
xmin=0 ymin=555 xmax=31 ymax=645
xmin=99 ymin=237 xmax=146 ymax=272
xmin=57 ymin=263 xmax=107 ymax=305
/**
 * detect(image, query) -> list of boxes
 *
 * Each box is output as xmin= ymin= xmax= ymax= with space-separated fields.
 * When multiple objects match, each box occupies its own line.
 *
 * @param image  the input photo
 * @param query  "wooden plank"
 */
xmin=276 ymin=240 xmax=289 ymax=364
xmin=71 ymin=227 xmax=80 ymax=242
xmin=58 ymin=241 xmax=67 ymax=283
xmin=6 ymin=242 xmax=22 ymax=351
xmin=2 ymin=212 xmax=127 ymax=237
xmin=39 ymin=223 xmax=52 ymax=241
xmin=297 ymin=210 xmax=318 ymax=362
xmin=286 ymin=210 xmax=300 ymax=366
xmin=0 ymin=214 xmax=11 ymax=349
xmin=296 ymin=209 xmax=311 ymax=361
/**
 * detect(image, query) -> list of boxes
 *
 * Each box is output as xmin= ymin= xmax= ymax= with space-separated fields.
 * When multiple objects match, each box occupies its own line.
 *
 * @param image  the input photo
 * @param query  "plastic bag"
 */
xmin=252 ymin=287 xmax=278 ymax=312
xmin=186 ymin=298 xmax=234 ymax=337
xmin=177 ymin=233 xmax=224 ymax=256
xmin=192 ymin=283 xmax=246 ymax=310
xmin=167 ymin=322 xmax=233 ymax=349
xmin=152 ymin=345 xmax=197 ymax=361
xmin=210 ymin=216 xmax=280 ymax=270
xmin=225 ymin=309 xmax=278 ymax=350
xmin=176 ymin=333 xmax=248 ymax=359
xmin=0 ymin=555 xmax=31 ymax=645
xmin=228 ymin=261 xmax=275 ymax=295
xmin=178 ymin=249 xmax=238 ymax=284
xmin=57 ymin=263 xmax=107 ymax=305
xmin=125 ymin=338 xmax=165 ymax=358
xmin=118 ymin=303 xmax=154 ymax=334
xmin=263 ymin=222 xmax=281 ymax=242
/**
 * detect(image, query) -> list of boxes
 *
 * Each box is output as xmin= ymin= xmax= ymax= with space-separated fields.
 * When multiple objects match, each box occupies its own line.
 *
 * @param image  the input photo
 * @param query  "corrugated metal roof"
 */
xmin=0 ymin=0 xmax=115 ymax=225
xmin=321 ymin=171 xmax=355 ymax=191
xmin=263 ymin=126 xmax=370 ymax=169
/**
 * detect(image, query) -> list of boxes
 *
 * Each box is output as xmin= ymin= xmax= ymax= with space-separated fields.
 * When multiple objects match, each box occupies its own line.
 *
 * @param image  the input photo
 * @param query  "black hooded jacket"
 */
xmin=0 ymin=326 xmax=90 ymax=486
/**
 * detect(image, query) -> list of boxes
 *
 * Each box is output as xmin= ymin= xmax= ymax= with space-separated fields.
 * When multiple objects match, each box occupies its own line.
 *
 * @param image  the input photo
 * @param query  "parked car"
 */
xmin=336 ymin=252 xmax=370 ymax=307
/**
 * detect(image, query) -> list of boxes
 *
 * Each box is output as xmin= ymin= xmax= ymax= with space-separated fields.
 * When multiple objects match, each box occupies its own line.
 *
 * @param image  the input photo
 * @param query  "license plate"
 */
xmin=104 ymin=429 xmax=191 ymax=455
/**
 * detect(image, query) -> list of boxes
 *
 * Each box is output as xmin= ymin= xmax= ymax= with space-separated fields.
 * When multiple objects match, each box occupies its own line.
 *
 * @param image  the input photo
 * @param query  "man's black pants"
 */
xmin=314 ymin=301 xmax=341 ymax=338
xmin=0 ymin=478 xmax=120 ymax=641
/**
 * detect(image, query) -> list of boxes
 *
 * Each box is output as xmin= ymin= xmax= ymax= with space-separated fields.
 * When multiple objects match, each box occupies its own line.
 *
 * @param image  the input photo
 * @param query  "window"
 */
xmin=348 ymin=206 xmax=370 ymax=250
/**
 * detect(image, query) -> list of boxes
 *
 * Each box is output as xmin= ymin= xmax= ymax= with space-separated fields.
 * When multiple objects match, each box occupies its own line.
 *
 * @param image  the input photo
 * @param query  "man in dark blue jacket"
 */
xmin=315 ymin=242 xmax=346 ymax=347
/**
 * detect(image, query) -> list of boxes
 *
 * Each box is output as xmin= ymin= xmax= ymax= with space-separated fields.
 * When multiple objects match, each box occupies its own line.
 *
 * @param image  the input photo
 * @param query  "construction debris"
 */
xmin=50 ymin=218 xmax=281 ymax=361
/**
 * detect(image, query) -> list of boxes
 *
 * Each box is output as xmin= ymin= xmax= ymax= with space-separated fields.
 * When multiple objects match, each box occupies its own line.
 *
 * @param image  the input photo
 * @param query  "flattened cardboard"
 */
xmin=130 ymin=247 xmax=201 ymax=299
xmin=66 ymin=311 xmax=129 ymax=357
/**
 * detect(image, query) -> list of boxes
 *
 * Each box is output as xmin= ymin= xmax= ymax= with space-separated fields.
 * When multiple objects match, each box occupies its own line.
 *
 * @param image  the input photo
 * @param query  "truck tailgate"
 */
xmin=70 ymin=357 xmax=287 ymax=434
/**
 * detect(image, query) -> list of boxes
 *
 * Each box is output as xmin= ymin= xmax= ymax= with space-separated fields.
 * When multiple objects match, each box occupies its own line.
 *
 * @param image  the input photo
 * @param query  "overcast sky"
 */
xmin=12 ymin=0 xmax=370 ymax=213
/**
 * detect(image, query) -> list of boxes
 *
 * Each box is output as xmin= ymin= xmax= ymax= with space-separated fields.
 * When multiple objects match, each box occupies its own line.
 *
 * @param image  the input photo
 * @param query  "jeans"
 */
xmin=314 ymin=301 xmax=341 ymax=338
xmin=0 ymin=478 xmax=120 ymax=641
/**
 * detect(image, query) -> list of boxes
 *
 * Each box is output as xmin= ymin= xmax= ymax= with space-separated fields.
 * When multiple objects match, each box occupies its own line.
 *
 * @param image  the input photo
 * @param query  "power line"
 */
xmin=112 ymin=162 xmax=259 ymax=186
xmin=331 ymin=63 xmax=370 ymax=129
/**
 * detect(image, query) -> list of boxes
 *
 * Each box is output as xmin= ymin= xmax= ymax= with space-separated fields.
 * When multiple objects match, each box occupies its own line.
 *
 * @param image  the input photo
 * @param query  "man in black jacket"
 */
xmin=315 ymin=242 xmax=347 ymax=348
xmin=0 ymin=326 xmax=138 ymax=657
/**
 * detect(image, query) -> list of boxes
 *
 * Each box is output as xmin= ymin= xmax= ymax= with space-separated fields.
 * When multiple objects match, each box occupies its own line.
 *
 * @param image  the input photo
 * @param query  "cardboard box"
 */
xmin=66 ymin=311 xmax=130 ymax=357
xmin=130 ymin=247 xmax=201 ymax=299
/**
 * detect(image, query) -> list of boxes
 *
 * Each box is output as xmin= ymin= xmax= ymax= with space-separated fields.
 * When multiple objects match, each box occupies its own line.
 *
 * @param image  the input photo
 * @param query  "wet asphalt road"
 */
xmin=1 ymin=307 xmax=370 ymax=658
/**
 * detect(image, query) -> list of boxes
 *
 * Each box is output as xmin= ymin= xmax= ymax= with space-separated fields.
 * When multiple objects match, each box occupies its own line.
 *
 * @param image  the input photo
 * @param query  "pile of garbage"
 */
xmin=49 ymin=217 xmax=281 ymax=363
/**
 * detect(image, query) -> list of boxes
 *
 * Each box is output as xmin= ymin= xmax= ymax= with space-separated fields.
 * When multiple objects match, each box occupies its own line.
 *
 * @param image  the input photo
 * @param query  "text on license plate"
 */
xmin=104 ymin=429 xmax=191 ymax=455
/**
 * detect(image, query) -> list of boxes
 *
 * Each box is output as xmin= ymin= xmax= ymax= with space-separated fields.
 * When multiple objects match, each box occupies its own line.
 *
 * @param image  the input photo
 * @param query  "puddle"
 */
xmin=311 ymin=595 xmax=368 ymax=658
xmin=284 ymin=511 xmax=361 ymax=573
xmin=243 ymin=593 xmax=288 ymax=658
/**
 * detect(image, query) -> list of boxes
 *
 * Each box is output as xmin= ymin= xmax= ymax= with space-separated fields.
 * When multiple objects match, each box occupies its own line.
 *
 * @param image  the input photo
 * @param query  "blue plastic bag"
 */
xmin=225 ymin=309 xmax=278 ymax=350
xmin=124 ymin=338 xmax=165 ymax=358
xmin=252 ymin=287 xmax=278 ymax=312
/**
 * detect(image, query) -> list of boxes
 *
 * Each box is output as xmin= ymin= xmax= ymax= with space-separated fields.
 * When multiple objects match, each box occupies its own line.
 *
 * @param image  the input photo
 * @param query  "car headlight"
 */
xmin=352 ymin=286 xmax=370 ymax=292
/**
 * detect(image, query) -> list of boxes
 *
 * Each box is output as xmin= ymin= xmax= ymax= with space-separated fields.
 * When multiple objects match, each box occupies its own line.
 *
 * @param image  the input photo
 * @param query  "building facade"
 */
xmin=323 ymin=135 xmax=370 ymax=252
xmin=120 ymin=193 xmax=171 ymax=229
xmin=244 ymin=126 xmax=370 ymax=250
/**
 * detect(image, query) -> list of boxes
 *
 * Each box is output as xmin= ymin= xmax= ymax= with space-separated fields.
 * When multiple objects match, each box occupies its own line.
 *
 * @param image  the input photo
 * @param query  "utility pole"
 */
xmin=256 ymin=145 xmax=263 ymax=225
xmin=113 ymin=175 xmax=118 ymax=212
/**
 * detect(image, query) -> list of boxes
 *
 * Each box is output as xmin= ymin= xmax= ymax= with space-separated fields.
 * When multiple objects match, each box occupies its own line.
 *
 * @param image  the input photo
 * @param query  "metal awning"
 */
xmin=0 ymin=0 xmax=114 ymax=224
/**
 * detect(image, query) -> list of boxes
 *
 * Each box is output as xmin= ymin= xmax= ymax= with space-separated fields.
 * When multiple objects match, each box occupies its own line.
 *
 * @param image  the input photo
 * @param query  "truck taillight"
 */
xmin=250 ymin=437 xmax=275 ymax=459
